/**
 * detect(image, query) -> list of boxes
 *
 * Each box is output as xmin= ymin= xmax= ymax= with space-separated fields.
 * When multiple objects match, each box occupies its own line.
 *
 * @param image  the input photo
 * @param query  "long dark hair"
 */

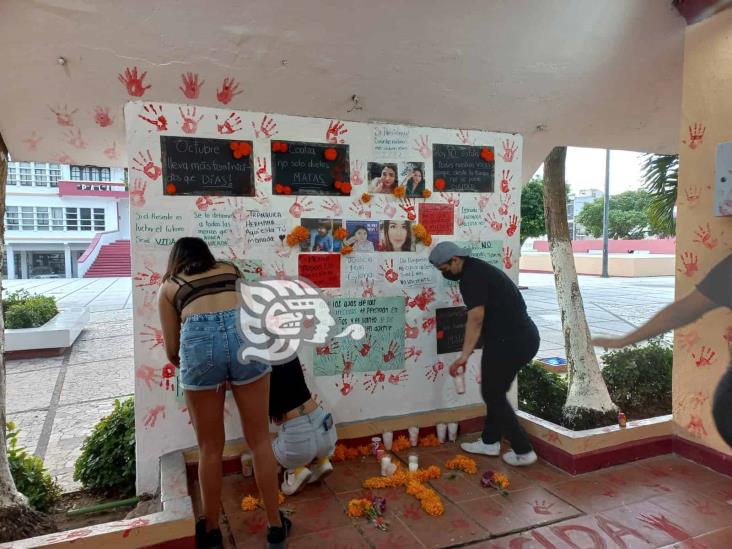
xmin=163 ymin=237 xmax=217 ymax=281
xmin=382 ymin=220 xmax=413 ymax=251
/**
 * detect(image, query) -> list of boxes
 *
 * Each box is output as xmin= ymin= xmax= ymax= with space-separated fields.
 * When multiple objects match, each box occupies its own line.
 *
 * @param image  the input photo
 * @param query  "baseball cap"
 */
xmin=428 ymin=241 xmax=472 ymax=266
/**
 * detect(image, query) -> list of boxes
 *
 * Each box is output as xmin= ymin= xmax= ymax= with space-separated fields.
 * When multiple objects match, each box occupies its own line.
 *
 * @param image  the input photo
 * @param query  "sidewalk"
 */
xmin=3 ymin=274 xmax=674 ymax=491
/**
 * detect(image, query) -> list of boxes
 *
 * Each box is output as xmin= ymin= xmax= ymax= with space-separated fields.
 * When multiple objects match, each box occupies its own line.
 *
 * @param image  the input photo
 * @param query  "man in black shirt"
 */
xmin=429 ymin=242 xmax=541 ymax=466
xmin=594 ymin=253 xmax=732 ymax=447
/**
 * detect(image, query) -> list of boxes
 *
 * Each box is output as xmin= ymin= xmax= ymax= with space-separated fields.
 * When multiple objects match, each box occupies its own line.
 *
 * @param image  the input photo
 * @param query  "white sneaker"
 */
xmin=281 ymin=467 xmax=312 ymax=495
xmin=502 ymin=450 xmax=537 ymax=467
xmin=307 ymin=458 xmax=334 ymax=484
xmin=460 ymin=440 xmax=501 ymax=456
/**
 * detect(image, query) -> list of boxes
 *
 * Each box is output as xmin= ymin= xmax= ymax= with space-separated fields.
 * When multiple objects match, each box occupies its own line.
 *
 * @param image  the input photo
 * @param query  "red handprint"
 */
xmin=678 ymin=251 xmax=699 ymax=277
xmin=144 ymin=405 xmax=166 ymax=429
xmin=22 ymin=132 xmax=42 ymax=151
xmin=321 ymin=197 xmax=343 ymax=216
xmin=315 ymin=341 xmax=340 ymax=356
xmin=500 ymin=169 xmax=513 ymax=193
xmin=601 ymin=488 xmax=618 ymax=498
xmin=414 ymin=135 xmax=431 ymax=158
xmin=134 ymin=267 xmax=161 ymax=287
xmin=361 ymin=277 xmax=375 ymax=298
xmin=179 ymin=106 xmax=203 ymax=134
xmin=349 ymin=201 xmax=372 ymax=218
xmin=693 ymin=222 xmax=719 ymax=249
xmin=254 ymin=189 xmax=271 ymax=207
xmin=441 ymin=192 xmax=460 ymax=208
xmin=638 ymin=514 xmax=692 ymax=542
xmin=135 ymin=290 xmax=156 ymax=316
xmin=136 ymin=364 xmax=161 ymax=390
xmin=358 ymin=336 xmax=372 ymax=357
xmin=405 ymin=321 xmax=419 ymax=339
xmin=325 ymin=120 xmax=348 ymax=143
xmin=160 ymin=362 xmax=177 ymax=391
xmin=530 ymin=501 xmax=555 ymax=515
xmin=64 ymin=128 xmax=87 ymax=149
xmin=383 ymin=340 xmax=399 ymax=362
xmin=94 ymin=106 xmax=114 ymax=127
xmin=130 ymin=178 xmax=147 ymax=208
xmin=376 ymin=196 xmax=397 ymax=218
xmin=502 ymin=246 xmax=513 ymax=269
xmin=140 ymin=325 xmax=164 ymax=349
xmin=341 ymin=353 xmax=354 ymax=374
xmin=49 ymin=104 xmax=78 ymax=127
xmin=103 ymin=141 xmax=118 ymax=161
xmin=388 ymin=370 xmax=408 ymax=385
xmin=56 ymin=152 xmax=75 ymax=164
xmin=456 ymin=129 xmax=472 ymax=145
xmin=253 ymin=157 xmax=273 ymax=183
xmin=118 ymin=66 xmax=151 ymax=97
xmin=448 ymin=286 xmax=462 ymax=305
xmin=380 ymin=259 xmax=399 ymax=283
xmin=337 ymin=372 xmax=355 ymax=396
xmin=405 ymin=346 xmax=422 ymax=361
xmin=683 ymin=123 xmax=705 ymax=150
xmin=216 ymin=112 xmax=242 ymax=135
xmin=485 ymin=212 xmax=503 ymax=231
xmin=216 ymin=77 xmax=242 ymax=105
xmin=227 ymin=197 xmax=248 ymax=221
xmin=195 ymin=196 xmax=224 ymax=211
xmin=132 ymin=149 xmax=162 ymax=180
xmin=268 ymin=261 xmax=286 ymax=280
xmin=685 ymin=186 xmax=701 ymax=206
xmin=363 ymin=370 xmax=386 ymax=394
xmin=289 ymin=197 xmax=313 ymax=218
xmin=685 ymin=497 xmax=716 ymax=516
xmin=252 ymin=115 xmax=278 ymax=138
xmin=179 ymin=72 xmax=204 ymax=99
xmin=498 ymin=194 xmax=512 ymax=216
xmin=478 ymin=193 xmax=491 ymax=211
xmin=413 ymin=288 xmax=436 ymax=310
xmin=692 ymin=346 xmax=716 ymax=367
xmin=677 ymin=329 xmax=700 ymax=351
xmin=138 ymin=104 xmax=167 ymax=131
xmin=351 ymin=160 xmax=364 ymax=186
xmin=506 ymin=214 xmax=518 ymax=236
xmin=422 ymin=317 xmax=436 ymax=334
xmin=500 ymin=139 xmax=518 ymax=162
xmin=399 ymin=197 xmax=417 ymax=221
xmin=686 ymin=415 xmax=708 ymax=437
xmin=425 ymin=361 xmax=444 ymax=382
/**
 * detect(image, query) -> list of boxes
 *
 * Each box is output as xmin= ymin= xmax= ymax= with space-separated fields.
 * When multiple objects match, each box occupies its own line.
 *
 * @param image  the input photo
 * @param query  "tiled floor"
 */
xmin=192 ymin=439 xmax=732 ymax=548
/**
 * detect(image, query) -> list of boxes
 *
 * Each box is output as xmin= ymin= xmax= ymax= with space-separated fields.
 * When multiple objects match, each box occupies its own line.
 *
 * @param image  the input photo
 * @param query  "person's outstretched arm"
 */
xmin=592 ymin=289 xmax=718 ymax=348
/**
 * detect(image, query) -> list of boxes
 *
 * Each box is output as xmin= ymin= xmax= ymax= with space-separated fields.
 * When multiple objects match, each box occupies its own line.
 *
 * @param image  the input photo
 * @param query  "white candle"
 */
xmin=382 ymin=431 xmax=393 ymax=451
xmin=436 ymin=423 xmax=447 ymax=443
xmin=380 ymin=456 xmax=392 ymax=476
xmin=408 ymin=426 xmax=419 ymax=446
xmin=409 ymin=462 xmax=419 ymax=472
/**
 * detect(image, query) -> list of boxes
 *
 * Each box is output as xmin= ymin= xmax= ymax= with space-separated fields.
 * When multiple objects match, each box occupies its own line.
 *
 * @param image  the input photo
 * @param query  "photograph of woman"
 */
xmin=343 ymin=221 xmax=378 ymax=252
xmin=368 ymin=162 xmax=399 ymax=194
xmin=402 ymin=163 xmax=426 ymax=197
xmin=380 ymin=220 xmax=415 ymax=251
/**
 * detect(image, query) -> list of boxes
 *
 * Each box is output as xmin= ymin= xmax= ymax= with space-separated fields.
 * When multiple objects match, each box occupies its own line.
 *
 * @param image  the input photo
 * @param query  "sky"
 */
xmin=532 ymin=147 xmax=647 ymax=196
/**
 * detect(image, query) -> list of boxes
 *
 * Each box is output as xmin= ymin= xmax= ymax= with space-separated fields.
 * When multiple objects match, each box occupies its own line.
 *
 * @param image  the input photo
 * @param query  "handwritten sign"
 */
xmin=245 ymin=210 xmax=286 ymax=246
xmin=433 ymin=144 xmax=494 ymax=193
xmin=436 ymin=306 xmax=483 ymax=354
xmin=395 ymin=256 xmax=439 ymax=288
xmin=313 ymin=296 xmax=405 ymax=376
xmin=194 ymin=210 xmax=235 ymax=249
xmin=298 ymin=253 xmax=341 ymax=288
xmin=342 ymin=254 xmax=380 ymax=286
xmin=441 ymin=240 xmax=503 ymax=288
xmin=458 ymin=204 xmax=484 ymax=228
xmin=372 ymin=126 xmax=410 ymax=159
xmin=272 ymin=141 xmax=350 ymax=196
xmin=418 ymin=203 xmax=455 ymax=235
xmin=161 ymin=136 xmax=254 ymax=196
xmin=135 ymin=210 xmax=187 ymax=248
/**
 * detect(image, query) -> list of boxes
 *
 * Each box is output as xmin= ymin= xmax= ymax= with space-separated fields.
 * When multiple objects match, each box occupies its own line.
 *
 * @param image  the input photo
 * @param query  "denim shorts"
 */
xmin=272 ymin=407 xmax=337 ymax=470
xmin=179 ymin=308 xmax=271 ymax=391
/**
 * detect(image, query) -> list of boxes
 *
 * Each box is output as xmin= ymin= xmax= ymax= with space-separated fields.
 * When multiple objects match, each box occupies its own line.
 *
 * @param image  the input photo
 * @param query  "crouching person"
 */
xmin=270 ymin=356 xmax=337 ymax=495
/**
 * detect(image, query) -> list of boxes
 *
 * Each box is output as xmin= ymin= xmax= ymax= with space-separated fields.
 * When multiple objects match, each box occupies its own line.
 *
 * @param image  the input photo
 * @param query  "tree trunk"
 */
xmin=543 ymin=147 xmax=616 ymax=427
xmin=0 ymin=134 xmax=25 ymax=508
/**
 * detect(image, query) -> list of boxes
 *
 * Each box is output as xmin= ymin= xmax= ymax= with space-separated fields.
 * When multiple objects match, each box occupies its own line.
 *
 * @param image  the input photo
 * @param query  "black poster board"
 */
xmin=160 ymin=136 xmax=254 ymax=196
xmin=436 ymin=306 xmax=484 ymax=354
xmin=433 ymin=144 xmax=495 ymax=193
xmin=271 ymin=141 xmax=350 ymax=196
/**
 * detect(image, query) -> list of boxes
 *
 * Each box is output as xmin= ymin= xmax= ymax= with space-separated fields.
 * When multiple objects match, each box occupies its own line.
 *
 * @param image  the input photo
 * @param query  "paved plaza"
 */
xmin=4 ymin=273 xmax=674 ymax=491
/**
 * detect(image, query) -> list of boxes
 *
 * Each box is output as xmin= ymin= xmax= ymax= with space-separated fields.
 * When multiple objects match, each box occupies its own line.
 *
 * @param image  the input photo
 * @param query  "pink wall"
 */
xmin=532 ymin=239 xmax=676 ymax=254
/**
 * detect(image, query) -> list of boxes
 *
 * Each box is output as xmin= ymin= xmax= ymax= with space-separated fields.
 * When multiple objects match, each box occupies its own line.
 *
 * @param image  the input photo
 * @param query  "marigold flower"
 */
xmin=434 ymin=179 xmax=446 ymax=191
xmin=393 ymin=186 xmax=406 ymax=199
xmin=332 ymin=444 xmax=347 ymax=462
xmin=391 ymin=436 xmax=410 ymax=452
xmin=361 ymin=192 xmax=372 ymax=203
xmin=358 ymin=444 xmax=373 ymax=456
xmin=422 ymin=189 xmax=432 ymax=199
xmin=446 ymin=455 xmax=478 ymax=475
xmin=480 ymin=147 xmax=494 ymax=162
xmin=419 ymin=434 xmax=440 ymax=447
xmin=240 ymin=495 xmax=259 ymax=512
xmin=423 ymin=234 xmax=433 ymax=246
xmin=347 ymin=498 xmax=371 ymax=517
xmin=333 ymin=227 xmax=348 ymax=241
xmin=324 ymin=148 xmax=338 ymax=161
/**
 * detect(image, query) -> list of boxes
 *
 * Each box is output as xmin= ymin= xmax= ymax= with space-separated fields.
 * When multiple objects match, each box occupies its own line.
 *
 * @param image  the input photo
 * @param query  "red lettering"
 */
xmin=596 ymin=516 xmax=650 ymax=548
xmin=550 ymin=525 xmax=606 ymax=549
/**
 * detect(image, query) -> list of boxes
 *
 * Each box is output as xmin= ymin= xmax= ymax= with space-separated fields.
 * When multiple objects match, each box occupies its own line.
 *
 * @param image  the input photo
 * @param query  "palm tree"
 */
xmin=641 ymin=153 xmax=678 ymax=237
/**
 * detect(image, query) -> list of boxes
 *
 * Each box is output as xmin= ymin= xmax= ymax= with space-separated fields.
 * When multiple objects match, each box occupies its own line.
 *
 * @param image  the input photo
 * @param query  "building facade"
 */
xmin=567 ymin=188 xmax=603 ymax=240
xmin=4 ymin=161 xmax=129 ymax=279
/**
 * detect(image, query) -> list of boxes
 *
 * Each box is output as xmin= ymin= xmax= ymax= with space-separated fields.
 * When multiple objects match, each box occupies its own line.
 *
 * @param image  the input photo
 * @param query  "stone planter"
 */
xmin=5 ymin=307 xmax=90 ymax=359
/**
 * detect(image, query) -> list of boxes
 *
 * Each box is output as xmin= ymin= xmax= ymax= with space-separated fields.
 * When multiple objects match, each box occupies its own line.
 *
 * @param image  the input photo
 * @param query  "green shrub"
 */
xmin=6 ymin=422 xmax=62 ymax=512
xmin=601 ymin=339 xmax=672 ymax=418
xmin=518 ymin=361 xmax=568 ymax=425
xmin=3 ymin=291 xmax=58 ymax=329
xmin=74 ymin=398 xmax=136 ymax=496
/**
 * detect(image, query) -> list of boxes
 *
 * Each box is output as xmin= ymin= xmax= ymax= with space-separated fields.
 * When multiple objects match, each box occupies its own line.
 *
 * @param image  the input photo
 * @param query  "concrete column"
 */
xmin=20 ymin=251 xmax=28 ymax=279
xmin=64 ymin=244 xmax=72 ymax=278
xmin=5 ymin=245 xmax=15 ymax=280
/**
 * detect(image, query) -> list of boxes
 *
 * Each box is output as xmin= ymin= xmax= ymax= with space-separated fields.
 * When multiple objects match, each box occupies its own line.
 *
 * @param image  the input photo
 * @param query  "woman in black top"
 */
xmin=269 ymin=356 xmax=337 ymax=496
xmin=593 ymin=253 xmax=732 ymax=447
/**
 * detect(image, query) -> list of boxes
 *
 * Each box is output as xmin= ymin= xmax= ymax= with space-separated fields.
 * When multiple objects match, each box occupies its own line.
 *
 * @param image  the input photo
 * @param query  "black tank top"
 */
xmin=269 ymin=357 xmax=312 ymax=420
xmin=171 ymin=271 xmax=239 ymax=314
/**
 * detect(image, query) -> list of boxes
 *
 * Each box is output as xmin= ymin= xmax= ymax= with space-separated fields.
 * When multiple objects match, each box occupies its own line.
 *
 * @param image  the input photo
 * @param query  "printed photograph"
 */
xmin=379 ymin=220 xmax=415 ymax=252
xmin=400 ymin=162 xmax=426 ymax=197
xmin=300 ymin=218 xmax=345 ymax=252
xmin=367 ymin=162 xmax=399 ymax=194
xmin=344 ymin=220 xmax=379 ymax=252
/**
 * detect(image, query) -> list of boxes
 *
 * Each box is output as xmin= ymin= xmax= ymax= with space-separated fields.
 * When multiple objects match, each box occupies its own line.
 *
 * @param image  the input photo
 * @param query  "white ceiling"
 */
xmin=0 ymin=0 xmax=685 ymax=179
